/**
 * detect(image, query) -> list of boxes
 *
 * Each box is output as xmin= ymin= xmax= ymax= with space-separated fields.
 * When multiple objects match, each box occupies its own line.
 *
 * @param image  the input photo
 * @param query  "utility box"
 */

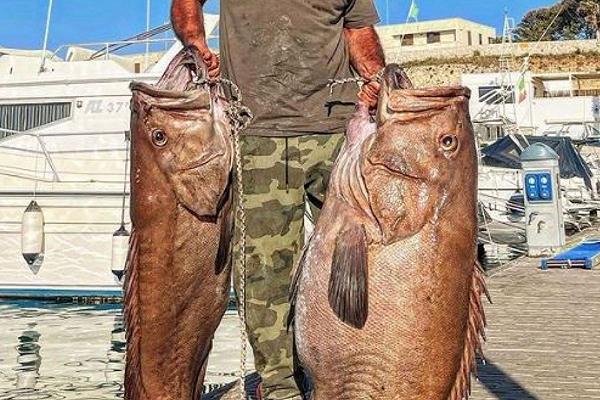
xmin=521 ymin=143 xmax=565 ymax=256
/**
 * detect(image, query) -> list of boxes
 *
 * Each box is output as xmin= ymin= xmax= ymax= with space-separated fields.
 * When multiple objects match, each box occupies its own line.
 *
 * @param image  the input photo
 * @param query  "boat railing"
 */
xmin=0 ymin=128 xmax=133 ymax=184
xmin=0 ymin=129 xmax=59 ymax=181
xmin=52 ymin=38 xmax=177 ymax=61
xmin=47 ymin=21 xmax=177 ymax=61
xmin=479 ymin=192 xmax=526 ymax=212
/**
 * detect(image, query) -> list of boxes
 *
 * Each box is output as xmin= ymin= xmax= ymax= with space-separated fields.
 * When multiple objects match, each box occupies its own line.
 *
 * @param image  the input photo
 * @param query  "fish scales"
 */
xmin=125 ymin=49 xmax=234 ymax=400
xmin=292 ymin=64 xmax=487 ymax=400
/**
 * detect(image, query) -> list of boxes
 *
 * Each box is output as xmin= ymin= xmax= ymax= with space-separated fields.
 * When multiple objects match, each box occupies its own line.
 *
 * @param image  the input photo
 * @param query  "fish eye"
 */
xmin=151 ymin=129 xmax=168 ymax=147
xmin=440 ymin=134 xmax=458 ymax=152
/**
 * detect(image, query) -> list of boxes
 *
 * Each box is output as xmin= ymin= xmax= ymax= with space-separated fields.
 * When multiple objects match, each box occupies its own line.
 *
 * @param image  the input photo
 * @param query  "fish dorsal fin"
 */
xmin=123 ymin=229 xmax=148 ymax=400
xmin=328 ymin=223 xmax=369 ymax=329
xmin=448 ymin=262 xmax=491 ymax=400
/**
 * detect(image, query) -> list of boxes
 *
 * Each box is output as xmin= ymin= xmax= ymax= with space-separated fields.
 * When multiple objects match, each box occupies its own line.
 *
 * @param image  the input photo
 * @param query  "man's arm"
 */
xmin=171 ymin=0 xmax=219 ymax=76
xmin=344 ymin=26 xmax=386 ymax=109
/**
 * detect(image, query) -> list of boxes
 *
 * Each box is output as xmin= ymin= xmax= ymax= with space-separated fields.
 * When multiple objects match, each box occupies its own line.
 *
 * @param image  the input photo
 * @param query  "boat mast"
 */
xmin=145 ymin=0 xmax=151 ymax=71
xmin=499 ymin=10 xmax=519 ymax=134
xmin=39 ymin=0 xmax=54 ymax=73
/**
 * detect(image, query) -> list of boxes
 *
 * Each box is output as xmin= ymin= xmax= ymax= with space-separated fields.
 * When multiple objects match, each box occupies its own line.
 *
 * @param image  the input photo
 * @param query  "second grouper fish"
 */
xmin=292 ymin=64 xmax=488 ymax=400
xmin=125 ymin=49 xmax=234 ymax=400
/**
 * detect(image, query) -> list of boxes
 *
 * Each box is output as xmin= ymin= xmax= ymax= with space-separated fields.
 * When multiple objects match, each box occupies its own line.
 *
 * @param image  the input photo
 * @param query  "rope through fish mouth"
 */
xmin=196 ymin=75 xmax=253 ymax=400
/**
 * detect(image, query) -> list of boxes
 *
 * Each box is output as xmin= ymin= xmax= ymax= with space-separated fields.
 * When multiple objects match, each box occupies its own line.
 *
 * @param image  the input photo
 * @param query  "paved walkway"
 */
xmin=471 ymin=256 xmax=600 ymax=400
xmin=206 ymin=237 xmax=600 ymax=400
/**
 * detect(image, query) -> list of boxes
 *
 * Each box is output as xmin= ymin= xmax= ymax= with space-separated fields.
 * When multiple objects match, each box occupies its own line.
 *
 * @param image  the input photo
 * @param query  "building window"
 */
xmin=479 ymin=33 xmax=483 ymax=45
xmin=427 ymin=32 xmax=441 ymax=44
xmin=468 ymin=31 xmax=472 ymax=46
xmin=401 ymin=34 xmax=414 ymax=46
xmin=0 ymin=102 xmax=72 ymax=139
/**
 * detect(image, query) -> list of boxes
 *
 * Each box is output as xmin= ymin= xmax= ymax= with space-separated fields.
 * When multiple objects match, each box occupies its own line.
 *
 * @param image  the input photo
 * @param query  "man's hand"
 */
xmin=171 ymin=0 xmax=219 ymax=77
xmin=345 ymin=26 xmax=386 ymax=110
xmin=358 ymin=81 xmax=380 ymax=110
xmin=189 ymin=39 xmax=220 ymax=78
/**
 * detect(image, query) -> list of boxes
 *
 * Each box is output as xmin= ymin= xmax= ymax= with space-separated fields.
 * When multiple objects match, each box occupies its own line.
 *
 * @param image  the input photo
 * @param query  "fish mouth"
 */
xmin=178 ymin=152 xmax=223 ymax=171
xmin=371 ymin=161 xmax=427 ymax=181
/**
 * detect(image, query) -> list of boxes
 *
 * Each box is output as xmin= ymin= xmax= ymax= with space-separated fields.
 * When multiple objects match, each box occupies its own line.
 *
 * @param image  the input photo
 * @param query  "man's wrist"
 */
xmin=188 ymin=38 xmax=209 ymax=51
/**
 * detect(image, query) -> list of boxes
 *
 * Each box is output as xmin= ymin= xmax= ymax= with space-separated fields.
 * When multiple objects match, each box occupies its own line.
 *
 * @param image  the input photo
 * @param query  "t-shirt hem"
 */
xmin=343 ymin=15 xmax=380 ymax=29
xmin=242 ymin=125 xmax=346 ymax=137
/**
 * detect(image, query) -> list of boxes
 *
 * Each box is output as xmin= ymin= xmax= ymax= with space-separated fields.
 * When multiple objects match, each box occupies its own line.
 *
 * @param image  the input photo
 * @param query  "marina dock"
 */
xmin=471 ymin=247 xmax=600 ymax=399
xmin=205 ymin=230 xmax=600 ymax=400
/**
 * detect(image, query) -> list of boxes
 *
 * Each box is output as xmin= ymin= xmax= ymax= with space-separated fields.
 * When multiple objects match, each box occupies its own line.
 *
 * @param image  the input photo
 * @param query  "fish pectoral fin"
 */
xmin=448 ymin=262 xmax=490 ymax=400
xmin=328 ymin=223 xmax=369 ymax=329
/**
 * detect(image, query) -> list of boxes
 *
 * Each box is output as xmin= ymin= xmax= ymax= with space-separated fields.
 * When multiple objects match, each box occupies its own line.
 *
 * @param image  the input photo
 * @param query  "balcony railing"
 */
xmin=535 ymin=88 xmax=600 ymax=98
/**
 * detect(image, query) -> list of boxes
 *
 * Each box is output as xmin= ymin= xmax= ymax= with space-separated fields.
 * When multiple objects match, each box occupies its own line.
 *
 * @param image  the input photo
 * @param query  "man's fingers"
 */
xmin=206 ymin=54 xmax=220 ymax=77
xmin=359 ymin=81 xmax=380 ymax=109
xmin=208 ymin=64 xmax=220 ymax=78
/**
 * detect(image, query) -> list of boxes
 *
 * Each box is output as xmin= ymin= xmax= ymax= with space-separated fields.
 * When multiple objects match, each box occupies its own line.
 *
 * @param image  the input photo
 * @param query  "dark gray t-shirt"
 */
xmin=220 ymin=0 xmax=379 ymax=136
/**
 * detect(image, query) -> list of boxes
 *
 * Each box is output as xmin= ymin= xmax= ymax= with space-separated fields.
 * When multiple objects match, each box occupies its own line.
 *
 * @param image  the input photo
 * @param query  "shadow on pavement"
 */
xmin=478 ymin=359 xmax=540 ymax=400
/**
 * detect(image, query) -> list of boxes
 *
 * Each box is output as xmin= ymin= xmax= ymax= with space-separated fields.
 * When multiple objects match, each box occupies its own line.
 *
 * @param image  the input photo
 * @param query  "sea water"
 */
xmin=0 ymin=300 xmax=124 ymax=399
xmin=0 ymin=301 xmax=248 ymax=399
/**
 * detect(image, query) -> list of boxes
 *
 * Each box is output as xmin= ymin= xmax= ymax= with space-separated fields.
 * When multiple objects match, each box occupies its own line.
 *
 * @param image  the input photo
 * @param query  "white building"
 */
xmin=377 ymin=18 xmax=497 ymax=52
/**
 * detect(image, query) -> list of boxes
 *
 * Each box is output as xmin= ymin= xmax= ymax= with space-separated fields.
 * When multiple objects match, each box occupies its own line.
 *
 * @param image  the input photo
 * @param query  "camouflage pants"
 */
xmin=233 ymin=133 xmax=344 ymax=400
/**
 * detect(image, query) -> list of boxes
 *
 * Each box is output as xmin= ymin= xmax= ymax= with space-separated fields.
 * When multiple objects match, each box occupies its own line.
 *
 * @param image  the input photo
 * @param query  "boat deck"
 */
xmin=206 ymin=232 xmax=600 ymax=400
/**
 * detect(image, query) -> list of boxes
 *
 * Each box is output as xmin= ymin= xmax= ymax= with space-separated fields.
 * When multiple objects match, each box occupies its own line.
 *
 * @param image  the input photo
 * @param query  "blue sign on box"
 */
xmin=525 ymin=172 xmax=553 ymax=202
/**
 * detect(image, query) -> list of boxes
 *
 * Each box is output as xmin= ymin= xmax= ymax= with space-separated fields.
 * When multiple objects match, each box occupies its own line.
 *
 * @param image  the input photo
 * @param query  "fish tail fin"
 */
xmin=449 ymin=262 xmax=490 ymax=400
xmin=287 ymin=237 xmax=311 ymax=331
xmin=123 ymin=229 xmax=147 ymax=400
xmin=328 ymin=223 xmax=369 ymax=329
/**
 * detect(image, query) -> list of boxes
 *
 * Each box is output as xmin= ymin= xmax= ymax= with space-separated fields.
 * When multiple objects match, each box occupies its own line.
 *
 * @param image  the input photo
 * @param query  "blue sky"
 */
xmin=0 ymin=0 xmax=556 ymax=51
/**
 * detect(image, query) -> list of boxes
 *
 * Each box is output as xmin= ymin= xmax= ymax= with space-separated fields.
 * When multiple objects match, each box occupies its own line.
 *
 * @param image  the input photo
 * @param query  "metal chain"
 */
xmin=231 ymin=104 xmax=250 ymax=400
xmin=327 ymin=77 xmax=365 ymax=95
xmin=197 ymin=76 xmax=253 ymax=400
xmin=327 ymin=68 xmax=385 ymax=96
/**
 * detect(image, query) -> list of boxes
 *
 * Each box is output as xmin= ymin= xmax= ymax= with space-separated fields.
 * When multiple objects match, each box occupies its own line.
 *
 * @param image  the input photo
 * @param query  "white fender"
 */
xmin=111 ymin=225 xmax=130 ymax=284
xmin=21 ymin=200 xmax=45 ymax=266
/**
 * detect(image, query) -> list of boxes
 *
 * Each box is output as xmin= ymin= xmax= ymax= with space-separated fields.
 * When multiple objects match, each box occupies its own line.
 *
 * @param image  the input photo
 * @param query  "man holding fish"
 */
xmin=170 ymin=0 xmax=386 ymax=399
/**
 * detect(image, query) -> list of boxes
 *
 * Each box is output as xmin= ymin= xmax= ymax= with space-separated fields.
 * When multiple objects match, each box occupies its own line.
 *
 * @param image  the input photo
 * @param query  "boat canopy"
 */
xmin=481 ymin=135 xmax=594 ymax=189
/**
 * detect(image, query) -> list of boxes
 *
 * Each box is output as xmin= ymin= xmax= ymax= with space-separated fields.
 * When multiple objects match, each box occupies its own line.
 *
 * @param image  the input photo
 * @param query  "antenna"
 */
xmin=386 ymin=0 xmax=390 ymax=25
xmin=39 ymin=0 xmax=54 ymax=73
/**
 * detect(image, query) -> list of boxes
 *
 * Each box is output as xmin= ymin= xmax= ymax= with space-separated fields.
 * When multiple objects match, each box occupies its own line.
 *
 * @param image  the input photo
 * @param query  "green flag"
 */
xmin=517 ymin=74 xmax=527 ymax=103
xmin=408 ymin=0 xmax=419 ymax=21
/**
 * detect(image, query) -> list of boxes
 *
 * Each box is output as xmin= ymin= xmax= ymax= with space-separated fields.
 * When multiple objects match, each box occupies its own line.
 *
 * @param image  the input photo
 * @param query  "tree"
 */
xmin=514 ymin=0 xmax=599 ymax=42
xmin=578 ymin=0 xmax=600 ymax=39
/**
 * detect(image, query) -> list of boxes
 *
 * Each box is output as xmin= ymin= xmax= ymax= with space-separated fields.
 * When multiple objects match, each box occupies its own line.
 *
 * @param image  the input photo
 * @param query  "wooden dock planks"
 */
xmin=471 ymin=255 xmax=600 ymax=399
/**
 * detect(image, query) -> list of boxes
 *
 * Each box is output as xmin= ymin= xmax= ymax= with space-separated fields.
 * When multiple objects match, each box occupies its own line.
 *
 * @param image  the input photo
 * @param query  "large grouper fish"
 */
xmin=125 ymin=49 xmax=234 ymax=400
xmin=291 ymin=64 xmax=489 ymax=400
